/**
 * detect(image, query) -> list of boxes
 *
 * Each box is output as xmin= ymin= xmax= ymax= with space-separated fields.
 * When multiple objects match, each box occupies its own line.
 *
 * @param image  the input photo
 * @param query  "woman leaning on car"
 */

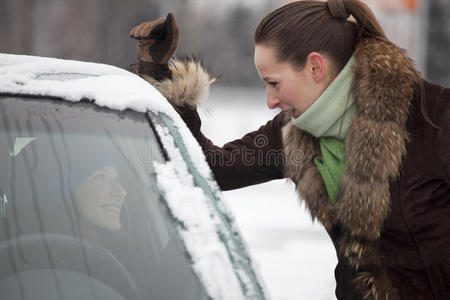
xmin=129 ymin=0 xmax=450 ymax=299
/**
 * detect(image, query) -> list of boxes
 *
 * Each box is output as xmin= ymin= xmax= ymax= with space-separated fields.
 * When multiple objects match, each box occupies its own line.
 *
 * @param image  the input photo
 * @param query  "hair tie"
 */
xmin=328 ymin=0 xmax=350 ymax=20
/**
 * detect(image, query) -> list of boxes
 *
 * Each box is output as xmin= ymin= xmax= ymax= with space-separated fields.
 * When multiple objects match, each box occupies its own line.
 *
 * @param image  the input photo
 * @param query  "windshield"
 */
xmin=0 ymin=96 xmax=208 ymax=300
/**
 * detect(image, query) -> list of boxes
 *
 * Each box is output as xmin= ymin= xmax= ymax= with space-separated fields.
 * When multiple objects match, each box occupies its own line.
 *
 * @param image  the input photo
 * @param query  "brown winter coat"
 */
xmin=141 ymin=38 xmax=450 ymax=300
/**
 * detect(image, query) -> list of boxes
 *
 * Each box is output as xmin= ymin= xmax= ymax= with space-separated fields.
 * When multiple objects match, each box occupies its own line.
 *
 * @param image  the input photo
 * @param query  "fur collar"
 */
xmin=283 ymin=38 xmax=418 ymax=299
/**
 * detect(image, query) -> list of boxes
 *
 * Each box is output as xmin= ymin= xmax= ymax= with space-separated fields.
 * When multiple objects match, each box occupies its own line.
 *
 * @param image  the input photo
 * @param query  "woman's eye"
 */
xmin=268 ymin=82 xmax=278 ymax=88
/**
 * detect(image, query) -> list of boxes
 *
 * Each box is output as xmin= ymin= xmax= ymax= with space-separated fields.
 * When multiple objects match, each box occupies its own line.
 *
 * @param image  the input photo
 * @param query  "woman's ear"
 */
xmin=306 ymin=52 xmax=326 ymax=82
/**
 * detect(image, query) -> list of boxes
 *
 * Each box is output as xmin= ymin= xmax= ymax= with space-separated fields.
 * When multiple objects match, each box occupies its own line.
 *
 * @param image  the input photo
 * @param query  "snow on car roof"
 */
xmin=0 ymin=53 xmax=174 ymax=114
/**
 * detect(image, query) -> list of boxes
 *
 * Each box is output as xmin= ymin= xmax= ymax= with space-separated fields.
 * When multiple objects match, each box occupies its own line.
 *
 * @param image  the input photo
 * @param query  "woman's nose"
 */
xmin=267 ymin=92 xmax=281 ymax=109
xmin=111 ymin=180 xmax=127 ymax=198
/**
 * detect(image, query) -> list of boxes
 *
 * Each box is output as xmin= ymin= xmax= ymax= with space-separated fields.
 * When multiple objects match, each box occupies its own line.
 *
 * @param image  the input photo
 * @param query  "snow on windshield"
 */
xmin=153 ymin=123 xmax=253 ymax=300
xmin=153 ymin=118 xmax=269 ymax=299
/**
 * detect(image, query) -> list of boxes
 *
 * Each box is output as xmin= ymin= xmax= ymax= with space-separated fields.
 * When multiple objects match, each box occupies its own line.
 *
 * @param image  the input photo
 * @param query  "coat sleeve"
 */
xmin=139 ymin=57 xmax=286 ymax=190
xmin=178 ymin=108 xmax=285 ymax=190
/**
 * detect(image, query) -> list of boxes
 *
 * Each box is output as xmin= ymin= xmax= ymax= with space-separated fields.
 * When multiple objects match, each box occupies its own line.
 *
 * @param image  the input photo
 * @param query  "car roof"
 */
xmin=0 ymin=53 xmax=173 ymax=115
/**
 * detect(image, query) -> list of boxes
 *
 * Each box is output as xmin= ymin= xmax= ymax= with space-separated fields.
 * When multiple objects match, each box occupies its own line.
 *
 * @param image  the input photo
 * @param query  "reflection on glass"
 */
xmin=74 ymin=166 xmax=127 ymax=237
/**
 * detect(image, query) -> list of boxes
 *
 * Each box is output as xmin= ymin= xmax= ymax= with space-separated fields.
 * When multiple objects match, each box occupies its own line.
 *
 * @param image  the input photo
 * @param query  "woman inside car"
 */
xmin=129 ymin=1 xmax=450 ymax=299
xmin=74 ymin=165 xmax=127 ymax=241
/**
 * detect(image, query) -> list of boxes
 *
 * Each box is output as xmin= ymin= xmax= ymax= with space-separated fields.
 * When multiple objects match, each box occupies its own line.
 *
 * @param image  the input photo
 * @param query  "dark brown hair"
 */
xmin=254 ymin=0 xmax=387 ymax=69
xmin=254 ymin=0 xmax=436 ymax=127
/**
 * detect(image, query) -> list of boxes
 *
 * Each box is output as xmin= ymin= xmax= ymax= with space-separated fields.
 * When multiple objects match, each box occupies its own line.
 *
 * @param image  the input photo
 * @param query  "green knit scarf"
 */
xmin=291 ymin=55 xmax=356 ymax=204
xmin=314 ymin=138 xmax=345 ymax=205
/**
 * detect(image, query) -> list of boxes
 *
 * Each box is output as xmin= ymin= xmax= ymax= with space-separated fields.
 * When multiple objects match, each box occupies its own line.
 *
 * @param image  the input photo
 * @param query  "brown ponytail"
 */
xmin=254 ymin=0 xmax=436 ymax=128
xmin=345 ymin=0 xmax=436 ymax=128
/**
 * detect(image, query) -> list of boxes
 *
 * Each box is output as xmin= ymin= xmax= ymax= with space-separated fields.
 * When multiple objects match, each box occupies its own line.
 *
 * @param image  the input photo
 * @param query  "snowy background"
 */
xmin=199 ymin=87 xmax=338 ymax=300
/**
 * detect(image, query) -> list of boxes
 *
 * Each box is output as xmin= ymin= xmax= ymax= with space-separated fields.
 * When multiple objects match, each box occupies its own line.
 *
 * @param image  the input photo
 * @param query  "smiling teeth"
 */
xmin=102 ymin=205 xmax=120 ymax=212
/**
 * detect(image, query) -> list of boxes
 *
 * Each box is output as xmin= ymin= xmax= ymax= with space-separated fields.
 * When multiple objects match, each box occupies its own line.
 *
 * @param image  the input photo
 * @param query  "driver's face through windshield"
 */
xmin=74 ymin=166 xmax=127 ymax=233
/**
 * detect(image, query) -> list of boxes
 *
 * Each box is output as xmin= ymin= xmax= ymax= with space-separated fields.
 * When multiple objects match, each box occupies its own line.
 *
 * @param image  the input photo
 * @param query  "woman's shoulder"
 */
xmin=423 ymin=80 xmax=450 ymax=185
xmin=422 ymin=80 xmax=450 ymax=125
xmin=423 ymin=80 xmax=450 ymax=100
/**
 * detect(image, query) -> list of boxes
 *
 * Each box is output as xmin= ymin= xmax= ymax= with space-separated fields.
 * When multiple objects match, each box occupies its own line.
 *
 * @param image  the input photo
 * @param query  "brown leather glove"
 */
xmin=130 ymin=13 xmax=179 ymax=80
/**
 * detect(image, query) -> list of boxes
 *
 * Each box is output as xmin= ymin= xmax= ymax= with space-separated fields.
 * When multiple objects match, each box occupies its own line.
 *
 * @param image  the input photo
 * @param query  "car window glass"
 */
xmin=0 ymin=96 xmax=208 ymax=300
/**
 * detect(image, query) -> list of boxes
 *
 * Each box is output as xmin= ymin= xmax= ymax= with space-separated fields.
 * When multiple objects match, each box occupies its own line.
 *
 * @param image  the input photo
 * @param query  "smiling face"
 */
xmin=254 ymin=45 xmax=335 ymax=118
xmin=75 ymin=166 xmax=127 ymax=232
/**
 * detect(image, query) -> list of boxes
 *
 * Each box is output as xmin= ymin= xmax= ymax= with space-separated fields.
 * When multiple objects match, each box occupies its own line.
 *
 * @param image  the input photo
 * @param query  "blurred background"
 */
xmin=2 ymin=0 xmax=449 ymax=299
xmin=2 ymin=0 xmax=450 ymax=86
